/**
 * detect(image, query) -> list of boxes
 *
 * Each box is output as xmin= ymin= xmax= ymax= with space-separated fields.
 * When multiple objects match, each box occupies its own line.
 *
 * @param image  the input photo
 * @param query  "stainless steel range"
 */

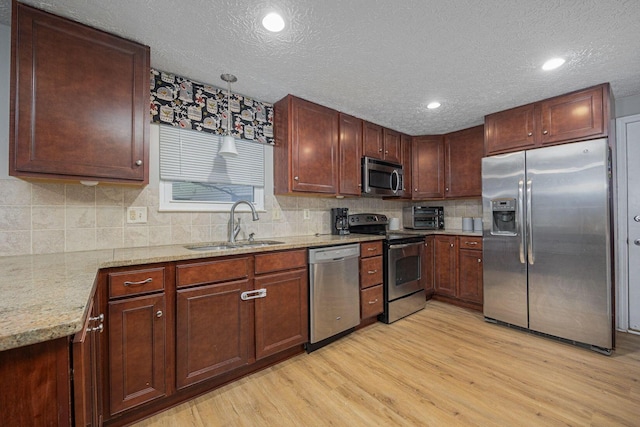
xmin=348 ymin=213 xmax=426 ymax=323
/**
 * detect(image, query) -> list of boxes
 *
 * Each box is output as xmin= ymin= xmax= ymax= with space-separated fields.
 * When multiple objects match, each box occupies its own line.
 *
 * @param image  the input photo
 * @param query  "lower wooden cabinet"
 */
xmin=422 ymin=236 xmax=435 ymax=295
xmin=458 ymin=246 xmax=483 ymax=304
xmin=432 ymin=235 xmax=483 ymax=310
xmin=360 ymin=284 xmax=383 ymax=319
xmin=254 ymin=268 xmax=308 ymax=359
xmin=176 ymin=278 xmax=252 ymax=389
xmin=108 ymin=293 xmax=167 ymax=415
xmin=434 ymin=235 xmax=457 ymax=297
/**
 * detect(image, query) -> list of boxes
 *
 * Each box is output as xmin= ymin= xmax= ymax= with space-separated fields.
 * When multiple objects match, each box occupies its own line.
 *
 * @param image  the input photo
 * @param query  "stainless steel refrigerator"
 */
xmin=482 ymin=138 xmax=613 ymax=352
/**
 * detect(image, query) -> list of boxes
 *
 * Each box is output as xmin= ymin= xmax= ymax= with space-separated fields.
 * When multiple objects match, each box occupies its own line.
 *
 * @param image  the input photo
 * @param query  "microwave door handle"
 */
xmin=391 ymin=169 xmax=400 ymax=194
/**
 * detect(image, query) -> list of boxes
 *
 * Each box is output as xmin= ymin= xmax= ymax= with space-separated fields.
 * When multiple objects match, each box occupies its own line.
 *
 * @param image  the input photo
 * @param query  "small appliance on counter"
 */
xmin=361 ymin=157 xmax=403 ymax=197
xmin=330 ymin=207 xmax=350 ymax=235
xmin=403 ymin=206 xmax=444 ymax=230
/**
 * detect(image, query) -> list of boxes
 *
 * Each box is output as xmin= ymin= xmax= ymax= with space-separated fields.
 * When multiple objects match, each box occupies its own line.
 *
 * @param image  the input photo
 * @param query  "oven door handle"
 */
xmin=388 ymin=241 xmax=423 ymax=249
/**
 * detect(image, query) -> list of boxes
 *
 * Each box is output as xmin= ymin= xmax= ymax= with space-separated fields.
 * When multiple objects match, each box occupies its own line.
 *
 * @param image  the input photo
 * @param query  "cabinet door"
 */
xmin=73 ymin=295 xmax=103 ymax=427
xmin=290 ymin=97 xmax=339 ymax=194
xmin=484 ymin=104 xmax=536 ymax=155
xmin=434 ymin=236 xmax=457 ymax=297
xmin=108 ymin=293 xmax=166 ymax=415
xmin=383 ymin=128 xmax=401 ymax=163
xmin=360 ymin=284 xmax=383 ymax=319
xmin=539 ymin=85 xmax=605 ymax=145
xmin=176 ymin=279 xmax=251 ymax=389
xmin=10 ymin=3 xmax=149 ymax=184
xmin=360 ymin=256 xmax=383 ymax=289
xmin=422 ymin=236 xmax=435 ymax=294
xmin=254 ymin=269 xmax=308 ymax=360
xmin=412 ymin=136 xmax=445 ymax=199
xmin=339 ymin=113 xmax=363 ymax=196
xmin=458 ymin=249 xmax=483 ymax=304
xmin=401 ymin=134 xmax=412 ymax=196
xmin=444 ymin=125 xmax=484 ymax=198
xmin=362 ymin=121 xmax=383 ymax=159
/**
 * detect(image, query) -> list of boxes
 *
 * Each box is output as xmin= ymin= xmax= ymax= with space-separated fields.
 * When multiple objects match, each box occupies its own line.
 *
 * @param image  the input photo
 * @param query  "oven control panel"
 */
xmin=348 ymin=213 xmax=388 ymax=226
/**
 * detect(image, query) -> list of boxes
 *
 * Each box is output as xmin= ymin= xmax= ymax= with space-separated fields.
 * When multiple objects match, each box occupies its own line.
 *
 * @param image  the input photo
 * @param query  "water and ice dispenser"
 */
xmin=491 ymin=198 xmax=517 ymax=235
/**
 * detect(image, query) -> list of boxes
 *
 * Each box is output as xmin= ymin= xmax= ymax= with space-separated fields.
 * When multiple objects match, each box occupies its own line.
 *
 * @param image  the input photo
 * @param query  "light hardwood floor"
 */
xmin=135 ymin=301 xmax=640 ymax=426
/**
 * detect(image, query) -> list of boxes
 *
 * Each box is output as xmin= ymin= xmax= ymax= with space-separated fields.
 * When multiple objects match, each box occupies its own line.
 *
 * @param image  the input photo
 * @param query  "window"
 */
xmin=159 ymin=126 xmax=265 ymax=212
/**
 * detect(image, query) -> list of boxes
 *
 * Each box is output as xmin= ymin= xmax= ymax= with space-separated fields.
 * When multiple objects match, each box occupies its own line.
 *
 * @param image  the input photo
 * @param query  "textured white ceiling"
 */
xmin=2 ymin=0 xmax=640 ymax=134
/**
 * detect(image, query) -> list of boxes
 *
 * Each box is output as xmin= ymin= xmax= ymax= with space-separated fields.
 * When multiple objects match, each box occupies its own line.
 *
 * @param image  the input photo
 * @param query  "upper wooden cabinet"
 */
xmin=362 ymin=121 xmax=384 ymax=159
xmin=274 ymin=95 xmax=339 ymax=195
xmin=10 ymin=3 xmax=150 ymax=184
xmin=444 ymin=125 xmax=484 ymax=198
xmin=339 ymin=113 xmax=363 ymax=196
xmin=382 ymin=128 xmax=402 ymax=163
xmin=485 ymin=83 xmax=610 ymax=155
xmin=411 ymin=135 xmax=445 ymax=199
xmin=362 ymin=121 xmax=401 ymax=163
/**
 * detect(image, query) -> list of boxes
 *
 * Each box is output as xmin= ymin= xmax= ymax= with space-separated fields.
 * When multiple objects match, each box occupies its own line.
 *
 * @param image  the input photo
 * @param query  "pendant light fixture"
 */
xmin=220 ymin=73 xmax=238 ymax=157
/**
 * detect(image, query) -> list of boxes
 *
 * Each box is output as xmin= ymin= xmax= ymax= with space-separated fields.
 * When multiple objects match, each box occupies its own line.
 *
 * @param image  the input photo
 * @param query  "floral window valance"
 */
xmin=149 ymin=69 xmax=274 ymax=145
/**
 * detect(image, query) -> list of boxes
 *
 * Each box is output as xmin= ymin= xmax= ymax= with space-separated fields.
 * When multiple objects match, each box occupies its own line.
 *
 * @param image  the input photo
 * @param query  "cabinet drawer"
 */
xmin=255 ymin=249 xmax=307 ymax=275
xmin=176 ymin=257 xmax=251 ymax=288
xmin=360 ymin=241 xmax=383 ymax=258
xmin=459 ymin=236 xmax=483 ymax=250
xmin=360 ymin=256 xmax=383 ymax=289
xmin=361 ymin=285 xmax=383 ymax=319
xmin=108 ymin=267 xmax=165 ymax=299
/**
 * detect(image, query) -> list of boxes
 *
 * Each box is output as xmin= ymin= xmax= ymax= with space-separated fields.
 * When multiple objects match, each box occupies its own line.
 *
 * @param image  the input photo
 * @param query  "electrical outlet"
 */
xmin=127 ymin=207 xmax=148 ymax=224
xmin=303 ymin=209 xmax=311 ymax=220
xmin=272 ymin=209 xmax=281 ymax=220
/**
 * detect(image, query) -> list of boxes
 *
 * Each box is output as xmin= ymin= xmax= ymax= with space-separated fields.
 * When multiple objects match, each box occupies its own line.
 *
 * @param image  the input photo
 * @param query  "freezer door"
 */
xmin=482 ymin=151 xmax=528 ymax=327
xmin=526 ymin=139 xmax=612 ymax=349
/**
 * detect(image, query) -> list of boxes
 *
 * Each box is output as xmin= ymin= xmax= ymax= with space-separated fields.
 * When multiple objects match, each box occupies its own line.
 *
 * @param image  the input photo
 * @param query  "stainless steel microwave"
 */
xmin=403 ymin=206 xmax=445 ymax=229
xmin=361 ymin=157 xmax=403 ymax=197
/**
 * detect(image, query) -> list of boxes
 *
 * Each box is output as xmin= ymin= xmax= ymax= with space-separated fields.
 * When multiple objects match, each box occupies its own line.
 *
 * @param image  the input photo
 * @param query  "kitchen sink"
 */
xmin=185 ymin=240 xmax=284 ymax=251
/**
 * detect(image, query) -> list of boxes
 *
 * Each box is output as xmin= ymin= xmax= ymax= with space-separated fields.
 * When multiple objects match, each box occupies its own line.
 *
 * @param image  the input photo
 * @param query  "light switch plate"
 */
xmin=127 ymin=207 xmax=148 ymax=224
xmin=303 ymin=209 xmax=311 ymax=220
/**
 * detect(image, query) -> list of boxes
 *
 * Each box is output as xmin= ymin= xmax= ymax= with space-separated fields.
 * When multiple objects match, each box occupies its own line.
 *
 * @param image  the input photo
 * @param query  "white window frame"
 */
xmin=159 ymin=181 xmax=265 ymax=212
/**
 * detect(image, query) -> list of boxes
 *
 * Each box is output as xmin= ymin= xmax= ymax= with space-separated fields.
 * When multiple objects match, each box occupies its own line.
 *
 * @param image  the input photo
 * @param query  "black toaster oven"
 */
xmin=402 ymin=206 xmax=444 ymax=230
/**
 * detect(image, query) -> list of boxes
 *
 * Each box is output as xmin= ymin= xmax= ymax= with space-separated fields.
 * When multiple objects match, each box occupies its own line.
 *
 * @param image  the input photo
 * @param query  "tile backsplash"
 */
xmin=0 ymin=178 xmax=481 ymax=256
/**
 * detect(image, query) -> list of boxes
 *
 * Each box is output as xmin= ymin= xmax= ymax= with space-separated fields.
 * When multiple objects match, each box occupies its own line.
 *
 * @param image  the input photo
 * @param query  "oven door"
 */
xmin=386 ymin=241 xmax=423 ymax=301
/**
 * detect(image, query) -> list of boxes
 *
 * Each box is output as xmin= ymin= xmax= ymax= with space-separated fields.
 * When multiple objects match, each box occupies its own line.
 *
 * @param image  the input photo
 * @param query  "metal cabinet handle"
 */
xmin=367 ymin=270 xmax=378 ymax=274
xmin=89 ymin=323 xmax=103 ymax=333
xmin=294 ymin=176 xmax=299 ymax=181
xmin=89 ymin=313 xmax=104 ymax=322
xmin=135 ymin=160 xmax=143 ymax=166
xmin=543 ymin=130 xmax=548 ymax=135
xmin=527 ymin=132 xmax=533 ymax=137
xmin=368 ymin=299 xmax=379 ymax=305
xmin=241 ymin=289 xmax=267 ymax=301
xmin=367 ymin=247 xmax=376 ymax=251
xmin=450 ymin=243 xmax=454 ymax=248
xmin=478 ymin=258 xmax=482 ymax=263
xmin=123 ymin=278 xmax=153 ymax=287
xmin=156 ymin=310 xmax=163 ymax=318
xmin=634 ymin=215 xmax=640 ymax=222
xmin=464 ymin=241 xmax=478 ymax=246
xmin=445 ymin=187 xmax=449 ymax=192
xmin=379 ymin=148 xmax=383 ymax=152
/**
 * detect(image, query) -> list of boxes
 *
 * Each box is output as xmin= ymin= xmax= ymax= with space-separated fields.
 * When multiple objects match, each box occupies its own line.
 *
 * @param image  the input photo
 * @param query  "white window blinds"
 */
xmin=159 ymin=126 xmax=265 ymax=187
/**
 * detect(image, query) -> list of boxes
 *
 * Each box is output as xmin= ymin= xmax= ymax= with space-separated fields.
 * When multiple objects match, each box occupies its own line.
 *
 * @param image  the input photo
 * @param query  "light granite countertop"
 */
xmin=0 ymin=229 xmax=481 ymax=352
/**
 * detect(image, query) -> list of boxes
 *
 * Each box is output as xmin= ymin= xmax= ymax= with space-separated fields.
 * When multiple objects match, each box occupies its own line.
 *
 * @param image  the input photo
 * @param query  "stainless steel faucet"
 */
xmin=228 ymin=200 xmax=259 ymax=243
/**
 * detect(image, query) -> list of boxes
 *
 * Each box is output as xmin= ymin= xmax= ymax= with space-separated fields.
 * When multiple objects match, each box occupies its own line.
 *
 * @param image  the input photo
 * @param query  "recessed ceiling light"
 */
xmin=427 ymin=102 xmax=441 ymax=110
xmin=542 ymin=57 xmax=565 ymax=71
xmin=262 ymin=12 xmax=285 ymax=32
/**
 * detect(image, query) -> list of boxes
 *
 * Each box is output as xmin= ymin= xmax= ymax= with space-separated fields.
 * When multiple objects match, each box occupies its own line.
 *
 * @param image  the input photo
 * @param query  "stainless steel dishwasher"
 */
xmin=306 ymin=243 xmax=360 ymax=352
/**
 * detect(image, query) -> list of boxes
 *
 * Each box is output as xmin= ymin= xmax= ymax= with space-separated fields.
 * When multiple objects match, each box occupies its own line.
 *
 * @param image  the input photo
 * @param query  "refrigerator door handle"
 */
xmin=518 ymin=179 xmax=526 ymax=264
xmin=526 ymin=179 xmax=534 ymax=265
